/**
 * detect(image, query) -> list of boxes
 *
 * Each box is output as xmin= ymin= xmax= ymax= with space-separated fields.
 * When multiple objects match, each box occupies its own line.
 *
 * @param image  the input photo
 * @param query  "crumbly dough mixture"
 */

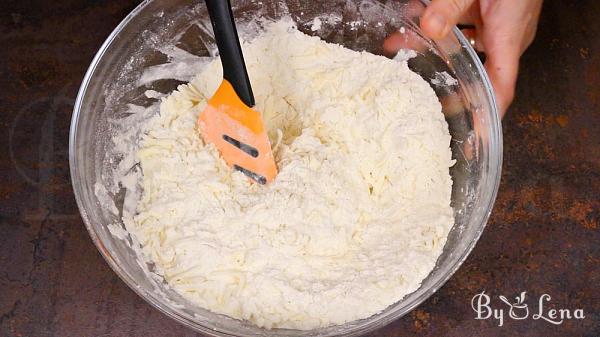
xmin=127 ymin=20 xmax=454 ymax=330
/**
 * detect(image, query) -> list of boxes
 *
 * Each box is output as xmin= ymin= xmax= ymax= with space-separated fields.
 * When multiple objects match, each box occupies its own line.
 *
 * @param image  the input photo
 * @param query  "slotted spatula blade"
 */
xmin=198 ymin=80 xmax=277 ymax=184
xmin=198 ymin=0 xmax=277 ymax=184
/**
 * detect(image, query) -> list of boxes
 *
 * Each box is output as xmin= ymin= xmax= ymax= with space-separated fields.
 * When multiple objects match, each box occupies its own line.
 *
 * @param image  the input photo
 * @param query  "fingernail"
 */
xmin=425 ymin=11 xmax=447 ymax=38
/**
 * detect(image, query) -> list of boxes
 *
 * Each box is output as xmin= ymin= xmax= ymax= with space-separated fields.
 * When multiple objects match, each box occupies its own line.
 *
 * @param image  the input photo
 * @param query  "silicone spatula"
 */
xmin=198 ymin=0 xmax=277 ymax=184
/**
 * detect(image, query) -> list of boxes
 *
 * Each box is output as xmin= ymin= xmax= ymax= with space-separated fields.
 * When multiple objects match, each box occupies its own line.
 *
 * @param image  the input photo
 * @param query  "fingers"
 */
xmin=420 ymin=0 xmax=477 ymax=39
xmin=479 ymin=0 xmax=533 ymax=117
xmin=484 ymin=50 xmax=519 ymax=117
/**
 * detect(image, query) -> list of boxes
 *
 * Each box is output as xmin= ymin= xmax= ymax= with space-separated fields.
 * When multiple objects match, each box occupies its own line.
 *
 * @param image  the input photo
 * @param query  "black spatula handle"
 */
xmin=205 ymin=0 xmax=255 ymax=107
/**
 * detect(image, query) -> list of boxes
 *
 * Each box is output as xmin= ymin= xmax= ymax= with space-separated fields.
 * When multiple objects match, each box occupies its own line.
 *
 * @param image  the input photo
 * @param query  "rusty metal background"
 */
xmin=0 ymin=0 xmax=598 ymax=336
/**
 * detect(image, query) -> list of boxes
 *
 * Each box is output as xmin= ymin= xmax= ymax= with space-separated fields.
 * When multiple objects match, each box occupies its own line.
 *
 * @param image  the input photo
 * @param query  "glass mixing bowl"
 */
xmin=69 ymin=0 xmax=502 ymax=335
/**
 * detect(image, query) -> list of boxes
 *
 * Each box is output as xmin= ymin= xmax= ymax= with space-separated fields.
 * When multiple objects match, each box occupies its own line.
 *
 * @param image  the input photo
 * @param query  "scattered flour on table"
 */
xmin=122 ymin=19 xmax=455 ymax=330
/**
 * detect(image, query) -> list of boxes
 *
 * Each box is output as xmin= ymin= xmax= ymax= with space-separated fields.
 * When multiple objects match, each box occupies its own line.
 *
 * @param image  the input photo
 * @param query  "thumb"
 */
xmin=421 ymin=0 xmax=477 ymax=39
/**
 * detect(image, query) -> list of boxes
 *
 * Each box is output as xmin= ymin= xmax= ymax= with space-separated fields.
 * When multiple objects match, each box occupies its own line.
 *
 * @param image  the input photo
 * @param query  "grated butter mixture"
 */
xmin=125 ymin=20 xmax=455 ymax=329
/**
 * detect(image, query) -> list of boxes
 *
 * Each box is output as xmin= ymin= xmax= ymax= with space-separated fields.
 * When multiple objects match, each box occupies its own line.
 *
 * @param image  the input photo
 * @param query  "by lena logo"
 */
xmin=471 ymin=291 xmax=585 ymax=327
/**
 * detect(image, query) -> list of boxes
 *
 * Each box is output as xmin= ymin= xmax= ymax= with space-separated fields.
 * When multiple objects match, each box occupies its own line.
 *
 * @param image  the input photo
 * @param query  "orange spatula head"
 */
xmin=200 ymin=0 xmax=277 ymax=184
xmin=198 ymin=79 xmax=277 ymax=184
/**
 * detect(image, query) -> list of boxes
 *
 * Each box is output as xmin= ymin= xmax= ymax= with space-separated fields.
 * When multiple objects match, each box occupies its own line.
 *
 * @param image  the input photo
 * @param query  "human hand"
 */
xmin=420 ymin=0 xmax=543 ymax=117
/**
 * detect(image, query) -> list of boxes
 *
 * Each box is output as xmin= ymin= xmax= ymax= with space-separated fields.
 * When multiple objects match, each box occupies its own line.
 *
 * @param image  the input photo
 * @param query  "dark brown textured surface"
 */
xmin=1 ymin=0 xmax=598 ymax=336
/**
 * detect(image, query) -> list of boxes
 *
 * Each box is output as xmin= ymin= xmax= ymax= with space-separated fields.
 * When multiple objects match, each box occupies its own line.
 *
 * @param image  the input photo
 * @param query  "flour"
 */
xmin=310 ymin=17 xmax=322 ymax=31
xmin=123 ymin=19 xmax=454 ymax=330
xmin=393 ymin=48 xmax=418 ymax=62
xmin=431 ymin=71 xmax=459 ymax=87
